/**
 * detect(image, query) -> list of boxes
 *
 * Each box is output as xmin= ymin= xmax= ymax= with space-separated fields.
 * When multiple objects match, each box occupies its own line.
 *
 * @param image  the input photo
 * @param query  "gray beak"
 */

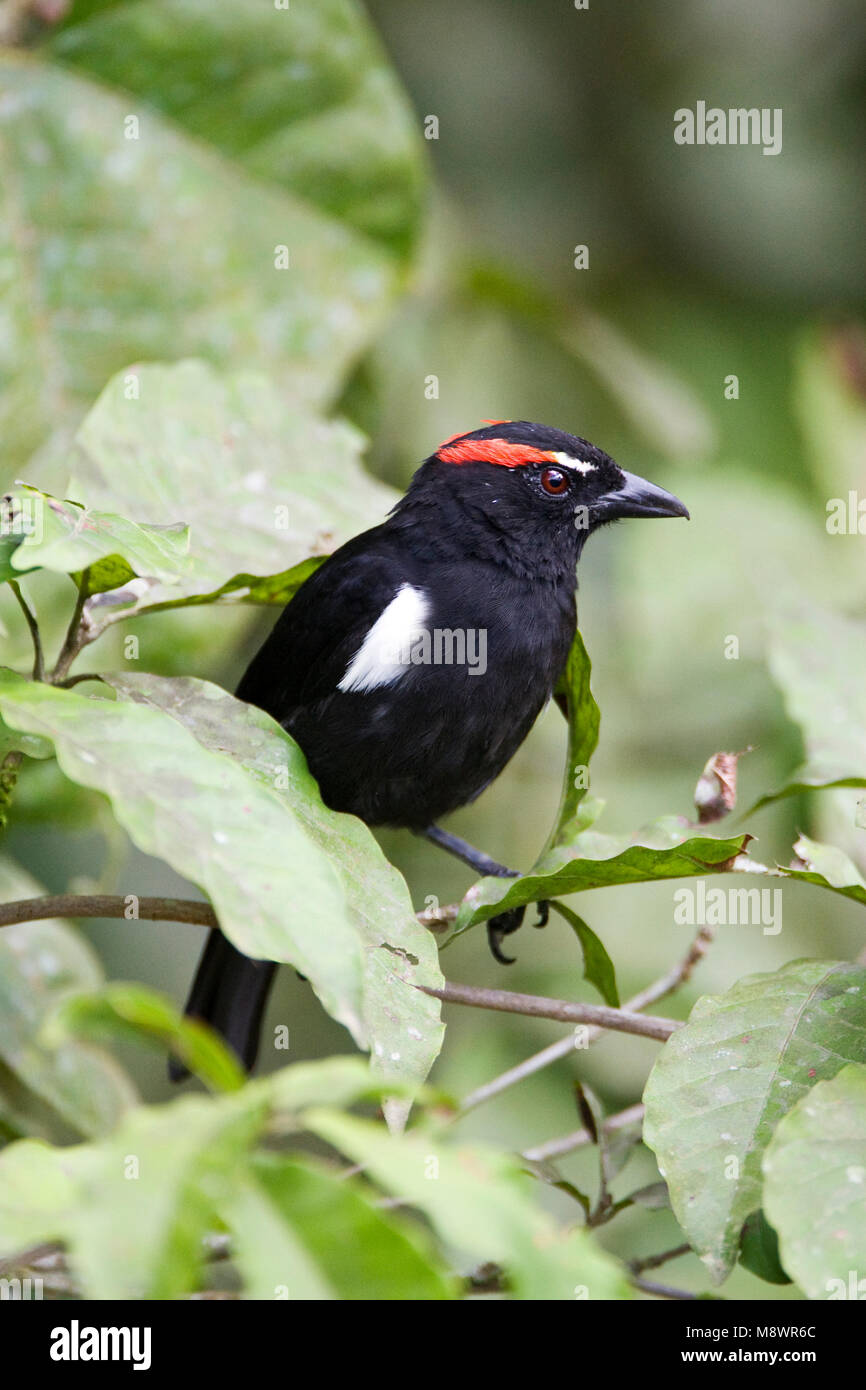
xmin=595 ymin=470 xmax=689 ymax=522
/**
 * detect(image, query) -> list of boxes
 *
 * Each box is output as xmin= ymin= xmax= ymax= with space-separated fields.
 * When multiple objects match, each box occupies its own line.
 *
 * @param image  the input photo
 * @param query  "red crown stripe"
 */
xmin=437 ymin=438 xmax=557 ymax=468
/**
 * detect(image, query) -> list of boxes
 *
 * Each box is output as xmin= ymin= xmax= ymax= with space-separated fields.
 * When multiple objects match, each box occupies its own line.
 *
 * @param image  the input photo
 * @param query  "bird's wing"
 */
xmin=235 ymin=530 xmax=411 ymax=724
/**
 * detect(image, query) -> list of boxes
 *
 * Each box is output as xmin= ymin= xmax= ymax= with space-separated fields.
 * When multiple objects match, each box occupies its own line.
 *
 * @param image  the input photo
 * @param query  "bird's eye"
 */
xmin=540 ymin=467 xmax=569 ymax=496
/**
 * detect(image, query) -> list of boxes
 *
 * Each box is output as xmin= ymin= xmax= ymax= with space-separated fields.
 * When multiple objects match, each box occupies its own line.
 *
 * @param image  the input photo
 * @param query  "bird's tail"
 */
xmin=170 ymin=932 xmax=276 ymax=1082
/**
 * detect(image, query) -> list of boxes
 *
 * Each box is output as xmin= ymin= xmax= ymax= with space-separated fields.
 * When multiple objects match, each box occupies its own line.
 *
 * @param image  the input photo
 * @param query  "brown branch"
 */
xmin=0 ymin=894 xmax=217 ymax=930
xmin=630 ymin=1242 xmax=692 ymax=1276
xmin=459 ymin=923 xmax=715 ymax=1113
xmin=418 ymin=981 xmax=679 ymax=1041
xmin=625 ymin=924 xmax=715 ymax=1014
xmin=631 ymin=1275 xmax=701 ymax=1301
xmin=50 ymin=585 xmax=88 ymax=684
xmin=522 ymin=1102 xmax=645 ymax=1163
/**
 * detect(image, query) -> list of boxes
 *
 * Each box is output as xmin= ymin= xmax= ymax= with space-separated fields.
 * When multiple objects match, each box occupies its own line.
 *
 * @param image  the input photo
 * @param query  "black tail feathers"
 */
xmin=170 ymin=933 xmax=277 ymax=1082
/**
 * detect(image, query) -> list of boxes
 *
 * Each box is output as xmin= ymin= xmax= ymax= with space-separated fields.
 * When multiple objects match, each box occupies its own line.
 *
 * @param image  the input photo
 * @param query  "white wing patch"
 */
xmin=551 ymin=451 xmax=597 ymax=473
xmin=339 ymin=584 xmax=430 ymax=694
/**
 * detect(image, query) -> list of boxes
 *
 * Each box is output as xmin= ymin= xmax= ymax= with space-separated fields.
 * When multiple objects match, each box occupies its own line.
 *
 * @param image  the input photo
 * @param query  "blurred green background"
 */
xmin=2 ymin=0 xmax=866 ymax=1297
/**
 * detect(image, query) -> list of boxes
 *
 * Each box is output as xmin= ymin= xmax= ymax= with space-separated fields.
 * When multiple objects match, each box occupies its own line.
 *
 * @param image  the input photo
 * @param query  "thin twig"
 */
xmin=521 ymin=1102 xmax=645 ymax=1163
xmin=461 ymin=1033 xmax=586 ymax=1112
xmin=9 ymin=580 xmax=45 ymax=680
xmin=56 ymin=672 xmax=106 ymax=690
xmin=0 ymin=893 xmax=471 ymax=936
xmin=50 ymin=585 xmax=88 ymax=684
xmin=630 ymin=1242 xmax=692 ymax=1275
xmin=625 ymin=924 xmax=715 ymax=1014
xmin=418 ymin=981 xmax=679 ymax=1041
xmin=0 ymin=1243 xmax=61 ymax=1277
xmin=0 ymin=894 xmax=217 ymax=930
xmin=460 ymin=924 xmax=715 ymax=1114
xmin=631 ymin=1275 xmax=701 ymax=1301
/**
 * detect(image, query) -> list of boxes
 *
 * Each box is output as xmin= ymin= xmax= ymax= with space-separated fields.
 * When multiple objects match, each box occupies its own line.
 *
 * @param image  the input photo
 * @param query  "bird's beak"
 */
xmin=595 ymin=470 xmax=689 ymax=522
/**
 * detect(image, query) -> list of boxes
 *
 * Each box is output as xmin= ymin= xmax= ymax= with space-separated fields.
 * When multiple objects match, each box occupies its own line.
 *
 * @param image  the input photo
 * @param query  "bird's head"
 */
xmin=398 ymin=421 xmax=688 ymax=579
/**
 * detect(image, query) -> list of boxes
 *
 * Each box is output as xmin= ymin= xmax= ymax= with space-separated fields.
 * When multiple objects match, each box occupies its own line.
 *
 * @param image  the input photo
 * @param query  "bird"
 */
xmin=172 ymin=420 xmax=688 ymax=1078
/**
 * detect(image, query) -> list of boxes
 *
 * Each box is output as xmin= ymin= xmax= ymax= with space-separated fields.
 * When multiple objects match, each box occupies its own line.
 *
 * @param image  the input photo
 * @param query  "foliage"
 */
xmin=0 ymin=0 xmax=864 ymax=1302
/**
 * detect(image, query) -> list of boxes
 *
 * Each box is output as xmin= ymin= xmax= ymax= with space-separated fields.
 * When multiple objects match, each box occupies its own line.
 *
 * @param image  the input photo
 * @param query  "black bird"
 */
xmin=173 ymin=421 xmax=687 ymax=1077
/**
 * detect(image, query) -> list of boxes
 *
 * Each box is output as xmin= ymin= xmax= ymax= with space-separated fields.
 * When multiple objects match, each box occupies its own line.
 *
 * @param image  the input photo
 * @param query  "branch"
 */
xmin=630 ymin=1275 xmax=701 ymax=1301
xmin=625 ymin=924 xmax=715 ymax=1014
xmin=0 ymin=894 xmax=217 ymax=930
xmin=418 ymin=981 xmax=679 ymax=1041
xmin=630 ymin=1242 xmax=692 ymax=1276
xmin=9 ymin=580 xmax=44 ymax=680
xmin=459 ymin=923 xmax=715 ymax=1113
xmin=522 ymin=1102 xmax=645 ymax=1163
xmin=50 ymin=585 xmax=88 ymax=684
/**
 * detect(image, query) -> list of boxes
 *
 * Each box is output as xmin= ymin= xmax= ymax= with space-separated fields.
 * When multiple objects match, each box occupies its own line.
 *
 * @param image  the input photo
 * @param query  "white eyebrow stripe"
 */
xmin=550 ymin=451 xmax=597 ymax=473
xmin=339 ymin=584 xmax=430 ymax=694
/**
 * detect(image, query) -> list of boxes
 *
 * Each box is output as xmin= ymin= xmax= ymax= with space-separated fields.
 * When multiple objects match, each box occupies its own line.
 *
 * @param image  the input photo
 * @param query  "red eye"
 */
xmin=540 ymin=467 xmax=569 ymax=496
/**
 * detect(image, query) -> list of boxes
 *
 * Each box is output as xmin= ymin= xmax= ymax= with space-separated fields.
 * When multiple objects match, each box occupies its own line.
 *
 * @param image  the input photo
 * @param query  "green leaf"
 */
xmin=550 ymin=902 xmax=619 ymax=1007
xmin=148 ymin=557 xmax=326 ymax=615
xmin=224 ymin=1155 xmax=456 ymax=1300
xmin=0 ymin=672 xmax=443 ymax=1098
xmin=64 ymin=361 xmax=396 ymax=608
xmin=0 ymin=1140 xmax=83 ymax=1256
xmin=547 ymin=631 xmax=601 ymax=850
xmin=763 ymin=1064 xmax=866 ymax=1301
xmin=47 ymin=983 xmax=246 ymax=1094
xmin=643 ymin=959 xmax=866 ymax=1284
xmin=783 ymin=834 xmax=866 ymax=910
xmin=50 ymin=0 xmax=424 ymax=260
xmin=455 ymin=821 xmax=749 ymax=935
xmin=0 ymin=854 xmax=138 ymax=1140
xmin=2 ymin=486 xmax=191 ymax=590
xmin=0 ymin=52 xmax=405 ymax=471
xmin=738 ymin=1209 xmax=791 ymax=1286
xmin=749 ymin=606 xmax=866 ymax=813
xmin=109 ymin=672 xmax=444 ymax=1110
xmin=305 ymin=1109 xmax=633 ymax=1300
xmin=70 ymin=1092 xmax=267 ymax=1299
xmin=264 ymin=1055 xmax=433 ymax=1116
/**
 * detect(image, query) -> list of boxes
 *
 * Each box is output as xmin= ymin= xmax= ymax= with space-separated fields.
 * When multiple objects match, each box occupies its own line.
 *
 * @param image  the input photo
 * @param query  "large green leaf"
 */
xmin=224 ymin=1155 xmax=456 ymax=1300
xmin=108 ymin=672 xmax=444 ymax=1102
xmin=50 ymin=0 xmax=424 ymax=259
xmin=0 ymin=854 xmax=138 ymax=1140
xmin=0 ymin=672 xmax=443 ymax=1095
xmin=0 ymin=53 xmax=405 ymax=471
xmin=455 ymin=820 xmax=749 ymax=935
xmin=62 ymin=361 xmax=396 ymax=608
xmin=763 ymin=1064 xmax=866 ymax=1301
xmin=784 ymin=834 xmax=866 ymax=911
xmin=48 ymin=982 xmax=247 ymax=1095
xmin=2 ymin=485 xmax=191 ymax=592
xmin=306 ymin=1109 xmax=633 ymax=1301
xmin=0 ymin=1139 xmax=84 ymax=1255
xmin=749 ymin=606 xmax=866 ymax=813
xmin=643 ymin=960 xmax=866 ymax=1284
xmin=28 ymin=1092 xmax=265 ymax=1299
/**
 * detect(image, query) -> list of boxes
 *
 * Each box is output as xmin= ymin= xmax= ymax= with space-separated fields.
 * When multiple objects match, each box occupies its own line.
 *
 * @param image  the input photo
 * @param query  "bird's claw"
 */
xmin=486 ymin=906 xmax=525 ymax=964
xmin=486 ymin=899 xmax=550 ymax=961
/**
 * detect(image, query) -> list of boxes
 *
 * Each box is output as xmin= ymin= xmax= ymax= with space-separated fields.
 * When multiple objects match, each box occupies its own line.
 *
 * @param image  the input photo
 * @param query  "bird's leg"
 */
xmin=421 ymin=825 xmax=548 ymax=965
xmin=422 ymin=824 xmax=518 ymax=879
